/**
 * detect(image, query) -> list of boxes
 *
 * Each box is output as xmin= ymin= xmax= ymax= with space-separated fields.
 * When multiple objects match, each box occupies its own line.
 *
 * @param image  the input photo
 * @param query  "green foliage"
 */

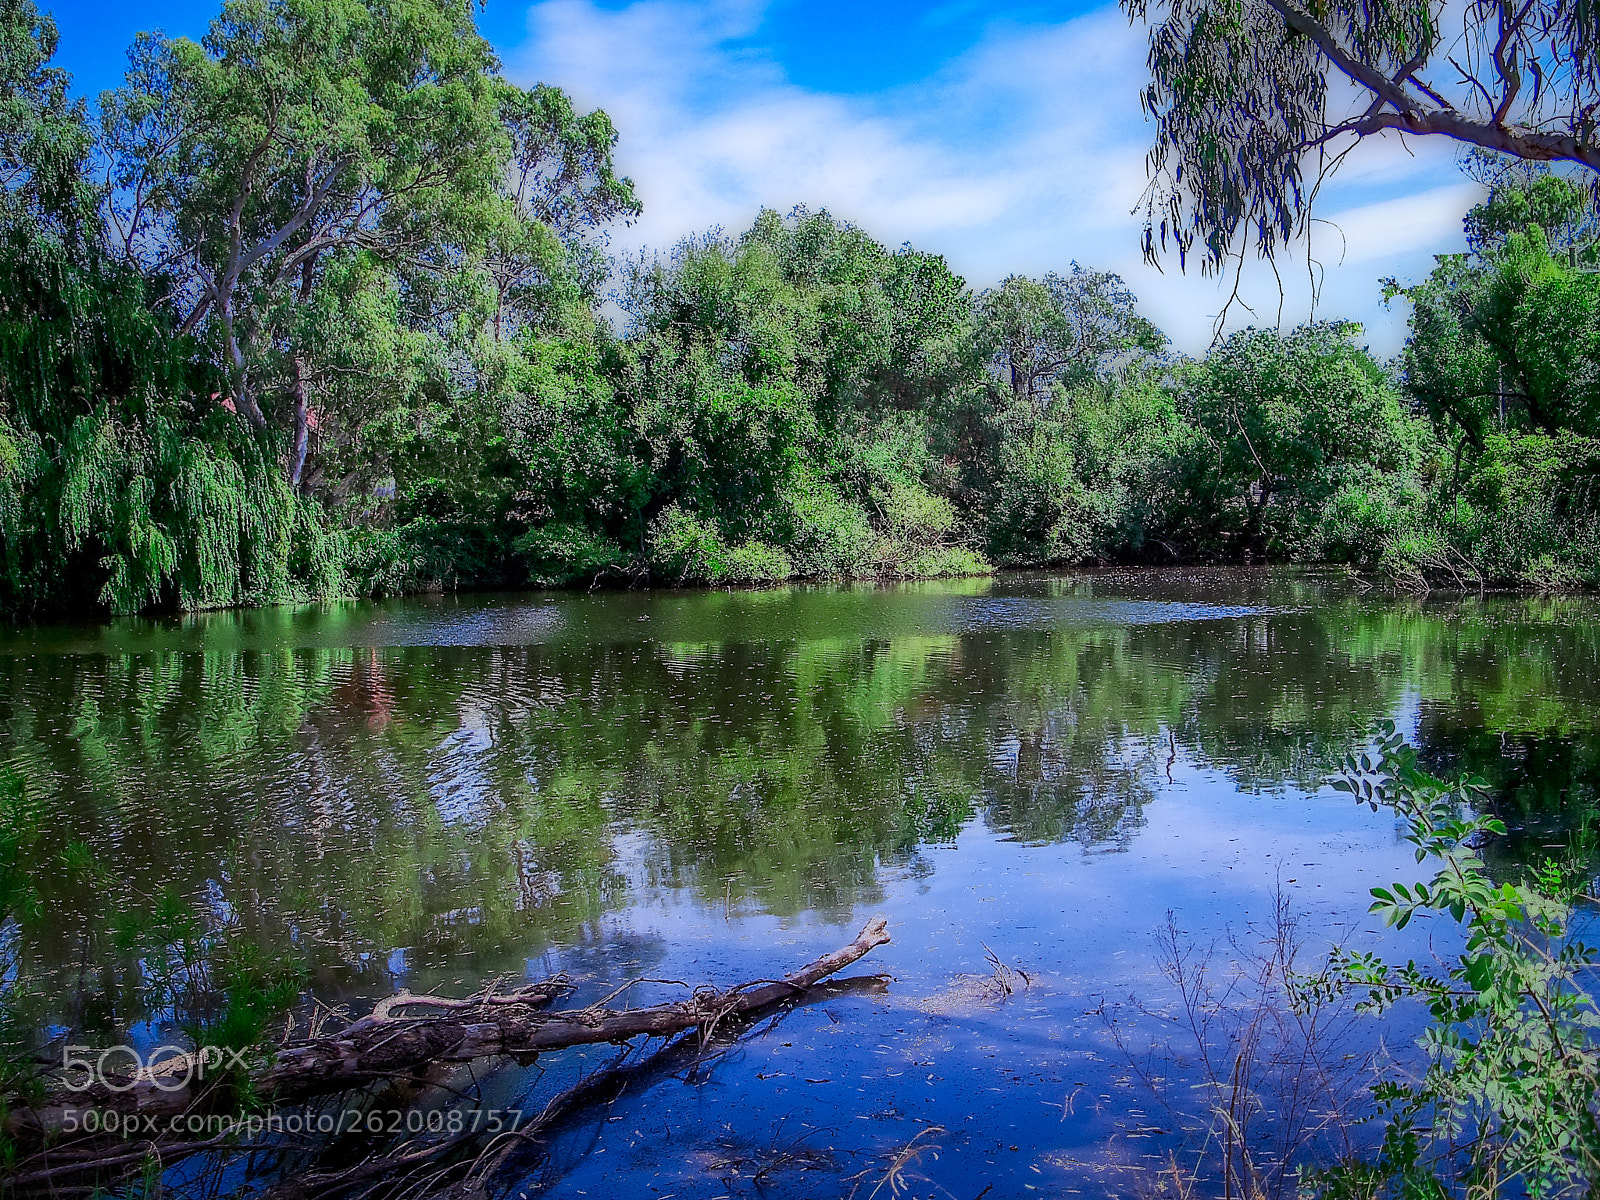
xmin=113 ymin=888 xmax=302 ymax=1049
xmin=94 ymin=889 xmax=302 ymax=1114
xmin=98 ymin=0 xmax=511 ymax=439
xmin=1379 ymin=184 xmax=1600 ymax=588
xmin=1386 ymin=253 xmax=1502 ymax=452
xmin=985 ymin=423 xmax=1098 ymax=566
xmin=977 ymin=266 xmax=1164 ymax=418
xmin=0 ymin=224 xmax=344 ymax=616
xmin=584 ymin=209 xmax=995 ymax=586
xmin=490 ymin=82 xmax=640 ymax=340
xmin=1123 ymin=0 xmax=1600 ymax=274
xmin=1447 ymin=435 xmax=1600 ymax=588
xmin=778 ymin=469 xmax=875 ymax=577
xmin=1391 ymin=189 xmax=1600 ymax=450
xmin=0 ymin=0 xmax=91 ymax=226
xmin=3 ymin=0 xmax=1599 ymax=613
xmin=202 ymin=940 xmax=304 ymax=1059
xmin=1168 ymin=323 xmax=1420 ymax=560
xmin=1310 ymin=723 xmax=1600 ymax=1197
xmin=346 ymin=521 xmax=486 ymax=597
xmin=869 ymin=481 xmax=987 ymax=578
xmin=516 ymin=522 xmax=628 ymax=587
xmin=1462 ymin=153 xmax=1599 ymax=268
xmin=1506 ymin=256 xmax=1600 ymax=439
xmin=1310 ymin=473 xmax=1430 ymax=575
xmin=648 ymin=503 xmax=793 ymax=585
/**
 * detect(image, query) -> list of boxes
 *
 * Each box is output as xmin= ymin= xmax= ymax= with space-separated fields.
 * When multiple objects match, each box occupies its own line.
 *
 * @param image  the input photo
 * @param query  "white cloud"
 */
xmin=1317 ymin=184 xmax=1481 ymax=266
xmin=505 ymin=0 xmax=1480 ymax=354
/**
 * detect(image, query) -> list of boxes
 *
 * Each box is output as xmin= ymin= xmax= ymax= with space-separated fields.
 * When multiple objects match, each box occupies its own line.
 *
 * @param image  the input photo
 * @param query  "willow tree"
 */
xmin=1123 ymin=0 xmax=1600 ymax=271
xmin=0 ymin=0 xmax=348 ymax=617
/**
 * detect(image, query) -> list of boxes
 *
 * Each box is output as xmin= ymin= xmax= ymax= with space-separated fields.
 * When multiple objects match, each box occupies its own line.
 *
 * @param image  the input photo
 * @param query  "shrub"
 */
xmin=647 ymin=504 xmax=792 ymax=585
xmin=870 ymin=482 xmax=991 ymax=578
xmin=1310 ymin=473 xmax=1429 ymax=576
xmin=985 ymin=426 xmax=1100 ymax=566
xmin=514 ymin=522 xmax=629 ymax=587
xmin=1461 ymin=434 xmax=1600 ymax=588
xmin=1308 ymin=723 xmax=1600 ymax=1196
xmin=780 ymin=472 xmax=875 ymax=577
xmin=345 ymin=521 xmax=489 ymax=597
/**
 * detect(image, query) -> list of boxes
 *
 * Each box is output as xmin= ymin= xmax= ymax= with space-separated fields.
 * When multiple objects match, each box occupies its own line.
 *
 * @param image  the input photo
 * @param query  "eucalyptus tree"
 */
xmin=0 ymin=0 xmax=91 ymax=227
xmin=1123 ymin=0 xmax=1600 ymax=272
xmin=333 ymin=80 xmax=642 ymax=589
xmin=488 ymin=83 xmax=641 ymax=341
xmin=97 ymin=0 xmax=511 ymax=486
xmin=978 ymin=267 xmax=1164 ymax=420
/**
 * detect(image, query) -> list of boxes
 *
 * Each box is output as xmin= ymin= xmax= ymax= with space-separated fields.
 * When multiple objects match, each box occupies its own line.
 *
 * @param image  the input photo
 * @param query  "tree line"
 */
xmin=2 ymin=0 xmax=1599 ymax=620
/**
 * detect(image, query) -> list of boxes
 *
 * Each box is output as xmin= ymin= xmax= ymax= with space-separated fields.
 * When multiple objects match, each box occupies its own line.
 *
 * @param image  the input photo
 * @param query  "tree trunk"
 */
xmin=221 ymin=299 xmax=269 ymax=432
xmin=289 ymin=352 xmax=311 ymax=489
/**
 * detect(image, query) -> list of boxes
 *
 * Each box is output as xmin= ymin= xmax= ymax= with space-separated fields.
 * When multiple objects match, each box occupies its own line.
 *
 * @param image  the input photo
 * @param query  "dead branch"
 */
xmin=10 ymin=916 xmax=892 ymax=1146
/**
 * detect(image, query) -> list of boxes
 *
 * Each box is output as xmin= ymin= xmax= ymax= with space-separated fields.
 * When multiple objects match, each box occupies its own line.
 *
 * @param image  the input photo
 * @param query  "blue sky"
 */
xmin=46 ymin=0 xmax=1479 ymax=353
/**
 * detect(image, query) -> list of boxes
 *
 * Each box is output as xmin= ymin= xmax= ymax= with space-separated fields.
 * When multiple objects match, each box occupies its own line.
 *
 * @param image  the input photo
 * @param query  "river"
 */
xmin=3 ymin=568 xmax=1598 ymax=1196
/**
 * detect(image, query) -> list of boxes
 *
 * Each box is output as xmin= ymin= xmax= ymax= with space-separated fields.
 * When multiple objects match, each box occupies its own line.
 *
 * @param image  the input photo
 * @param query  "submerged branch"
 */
xmin=9 ymin=917 xmax=893 ymax=1151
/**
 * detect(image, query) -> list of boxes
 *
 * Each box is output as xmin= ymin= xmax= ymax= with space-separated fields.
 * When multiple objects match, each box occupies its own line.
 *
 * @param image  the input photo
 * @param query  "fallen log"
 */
xmin=11 ymin=916 xmax=892 ymax=1141
xmin=260 ymin=974 xmax=893 ymax=1200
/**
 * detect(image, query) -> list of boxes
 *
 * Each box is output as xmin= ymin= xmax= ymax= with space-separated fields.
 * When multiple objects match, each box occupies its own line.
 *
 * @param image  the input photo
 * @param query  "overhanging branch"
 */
xmin=1259 ymin=0 xmax=1600 ymax=171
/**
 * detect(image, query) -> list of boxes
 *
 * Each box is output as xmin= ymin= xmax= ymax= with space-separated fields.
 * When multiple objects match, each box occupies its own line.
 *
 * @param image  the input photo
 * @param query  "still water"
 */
xmin=4 ymin=568 xmax=1599 ymax=1196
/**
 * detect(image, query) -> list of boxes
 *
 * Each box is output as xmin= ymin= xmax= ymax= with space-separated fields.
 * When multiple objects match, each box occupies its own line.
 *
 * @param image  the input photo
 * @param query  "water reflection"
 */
xmin=2 ymin=570 xmax=1599 ymax=1038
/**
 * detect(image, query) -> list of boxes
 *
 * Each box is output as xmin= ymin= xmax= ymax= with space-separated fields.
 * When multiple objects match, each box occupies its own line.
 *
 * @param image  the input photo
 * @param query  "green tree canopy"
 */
xmin=0 ymin=0 xmax=90 ymax=226
xmin=1461 ymin=151 xmax=1600 ymax=267
xmin=977 ymin=267 xmax=1165 ymax=420
xmin=1391 ymin=170 xmax=1600 ymax=448
xmin=98 ymin=0 xmax=510 ymax=434
xmin=1172 ymin=322 xmax=1416 ymax=555
xmin=488 ymin=83 xmax=640 ymax=341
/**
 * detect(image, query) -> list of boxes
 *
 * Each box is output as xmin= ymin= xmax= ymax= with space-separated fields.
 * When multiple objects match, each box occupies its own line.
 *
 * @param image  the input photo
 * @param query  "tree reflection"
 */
xmin=2 ymin=574 xmax=1598 ymax=1033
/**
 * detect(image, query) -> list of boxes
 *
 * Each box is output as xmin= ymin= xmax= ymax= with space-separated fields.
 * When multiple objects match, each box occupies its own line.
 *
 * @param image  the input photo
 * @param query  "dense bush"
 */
xmin=647 ymin=504 xmax=793 ymax=585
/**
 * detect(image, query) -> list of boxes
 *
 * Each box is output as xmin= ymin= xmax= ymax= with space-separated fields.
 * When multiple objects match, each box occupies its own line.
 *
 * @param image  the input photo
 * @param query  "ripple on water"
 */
xmin=1 ymin=573 xmax=1598 ymax=1197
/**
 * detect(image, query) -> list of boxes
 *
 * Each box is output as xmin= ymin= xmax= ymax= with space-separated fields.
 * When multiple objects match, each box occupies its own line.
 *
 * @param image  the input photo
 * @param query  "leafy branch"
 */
xmin=1308 ymin=720 xmax=1600 ymax=1197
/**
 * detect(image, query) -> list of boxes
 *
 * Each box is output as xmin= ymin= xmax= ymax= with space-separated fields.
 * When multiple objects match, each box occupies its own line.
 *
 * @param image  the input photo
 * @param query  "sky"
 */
xmin=43 ymin=0 xmax=1483 ymax=355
